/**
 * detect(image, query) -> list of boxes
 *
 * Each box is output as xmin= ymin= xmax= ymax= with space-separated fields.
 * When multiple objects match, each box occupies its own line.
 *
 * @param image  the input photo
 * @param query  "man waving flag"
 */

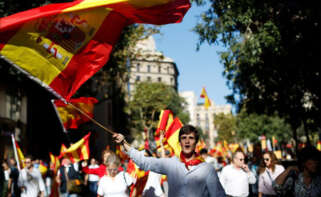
xmin=0 ymin=0 xmax=190 ymax=101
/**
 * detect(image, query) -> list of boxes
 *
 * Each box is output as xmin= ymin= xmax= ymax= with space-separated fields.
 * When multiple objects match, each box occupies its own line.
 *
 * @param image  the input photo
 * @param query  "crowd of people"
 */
xmin=0 ymin=125 xmax=320 ymax=197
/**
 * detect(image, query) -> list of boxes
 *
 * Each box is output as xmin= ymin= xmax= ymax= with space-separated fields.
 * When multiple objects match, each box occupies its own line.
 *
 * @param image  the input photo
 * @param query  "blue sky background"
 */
xmin=153 ymin=4 xmax=233 ymax=108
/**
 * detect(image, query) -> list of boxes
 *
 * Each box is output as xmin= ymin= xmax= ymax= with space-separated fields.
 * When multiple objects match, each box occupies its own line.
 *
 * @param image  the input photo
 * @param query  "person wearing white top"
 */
xmin=97 ymin=153 xmax=134 ymax=197
xmin=143 ymin=171 xmax=165 ymax=197
xmin=18 ymin=156 xmax=45 ymax=197
xmin=220 ymin=151 xmax=256 ymax=197
xmin=113 ymin=125 xmax=226 ymax=197
xmin=258 ymin=151 xmax=284 ymax=197
xmin=85 ymin=158 xmax=100 ymax=197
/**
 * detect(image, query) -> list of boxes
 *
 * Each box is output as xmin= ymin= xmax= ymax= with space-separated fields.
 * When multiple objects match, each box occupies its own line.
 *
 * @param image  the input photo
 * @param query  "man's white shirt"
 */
xmin=128 ymin=148 xmax=226 ymax=197
xmin=18 ymin=167 xmax=45 ymax=197
xmin=219 ymin=164 xmax=256 ymax=197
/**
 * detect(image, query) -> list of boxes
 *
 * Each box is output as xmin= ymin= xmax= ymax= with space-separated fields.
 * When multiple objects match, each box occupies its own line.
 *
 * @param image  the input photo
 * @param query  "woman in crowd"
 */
xmin=97 ymin=152 xmax=135 ymax=197
xmin=273 ymin=146 xmax=321 ymax=197
xmin=258 ymin=151 xmax=284 ymax=197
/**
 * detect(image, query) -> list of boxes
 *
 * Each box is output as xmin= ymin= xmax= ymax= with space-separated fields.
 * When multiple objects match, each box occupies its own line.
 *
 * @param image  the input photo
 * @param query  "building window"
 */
xmin=147 ymin=65 xmax=151 ymax=73
xmin=170 ymin=77 xmax=174 ymax=84
xmin=158 ymin=66 xmax=161 ymax=73
xmin=136 ymin=63 xmax=140 ymax=72
xmin=158 ymin=77 xmax=162 ymax=82
xmin=205 ymin=113 xmax=209 ymax=130
xmin=136 ymin=76 xmax=140 ymax=82
xmin=196 ymin=113 xmax=200 ymax=127
xmin=167 ymin=66 xmax=170 ymax=74
xmin=147 ymin=76 xmax=151 ymax=81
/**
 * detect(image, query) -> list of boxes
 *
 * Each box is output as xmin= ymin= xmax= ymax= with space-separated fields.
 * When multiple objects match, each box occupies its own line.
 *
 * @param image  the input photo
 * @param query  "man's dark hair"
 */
xmin=297 ymin=145 xmax=320 ymax=170
xmin=178 ymin=125 xmax=199 ymax=143
xmin=200 ymin=148 xmax=208 ymax=155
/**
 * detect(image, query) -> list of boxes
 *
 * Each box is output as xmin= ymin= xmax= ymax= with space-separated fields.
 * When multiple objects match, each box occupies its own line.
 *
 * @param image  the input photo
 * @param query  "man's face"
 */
xmin=304 ymin=159 xmax=319 ymax=174
xmin=24 ymin=158 xmax=32 ymax=169
xmin=179 ymin=132 xmax=197 ymax=155
xmin=233 ymin=152 xmax=245 ymax=168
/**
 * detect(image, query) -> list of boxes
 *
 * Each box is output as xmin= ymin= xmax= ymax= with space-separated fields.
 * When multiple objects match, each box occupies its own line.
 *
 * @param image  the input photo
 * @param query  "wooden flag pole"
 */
xmin=68 ymin=102 xmax=129 ymax=145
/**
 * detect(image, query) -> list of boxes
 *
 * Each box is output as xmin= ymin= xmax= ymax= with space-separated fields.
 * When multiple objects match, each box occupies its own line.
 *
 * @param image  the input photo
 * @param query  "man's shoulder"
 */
xmin=221 ymin=164 xmax=233 ymax=171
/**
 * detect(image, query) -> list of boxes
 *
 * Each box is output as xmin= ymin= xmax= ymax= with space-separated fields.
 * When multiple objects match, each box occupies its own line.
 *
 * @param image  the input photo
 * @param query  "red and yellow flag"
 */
xmin=200 ymin=87 xmax=211 ymax=109
xmin=127 ymin=159 xmax=149 ymax=197
xmin=0 ymin=0 xmax=190 ymax=101
xmin=59 ymin=132 xmax=91 ymax=163
xmin=49 ymin=152 xmax=60 ymax=173
xmin=53 ymin=97 xmax=98 ymax=130
xmin=163 ymin=117 xmax=183 ymax=157
xmin=195 ymin=139 xmax=206 ymax=153
xmin=155 ymin=110 xmax=174 ymax=136
xmin=15 ymin=142 xmax=25 ymax=169
xmin=115 ymin=144 xmax=129 ymax=163
xmin=154 ymin=109 xmax=174 ymax=149
xmin=39 ymin=161 xmax=48 ymax=176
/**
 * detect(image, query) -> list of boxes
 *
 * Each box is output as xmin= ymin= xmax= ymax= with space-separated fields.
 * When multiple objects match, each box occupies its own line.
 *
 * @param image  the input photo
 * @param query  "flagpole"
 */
xmin=68 ymin=102 xmax=130 ymax=146
xmin=11 ymin=134 xmax=21 ymax=170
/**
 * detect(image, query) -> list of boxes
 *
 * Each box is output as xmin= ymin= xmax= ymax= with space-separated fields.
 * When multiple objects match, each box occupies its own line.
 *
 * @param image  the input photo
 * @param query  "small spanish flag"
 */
xmin=200 ymin=87 xmax=211 ymax=109
xmin=163 ymin=117 xmax=183 ymax=157
xmin=15 ymin=142 xmax=25 ymax=169
xmin=59 ymin=132 xmax=91 ymax=163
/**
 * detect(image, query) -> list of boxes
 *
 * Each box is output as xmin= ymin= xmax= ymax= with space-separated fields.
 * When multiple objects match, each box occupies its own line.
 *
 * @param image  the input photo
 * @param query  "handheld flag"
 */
xmin=163 ymin=117 xmax=183 ymax=157
xmin=49 ymin=152 xmax=60 ymax=173
xmin=11 ymin=134 xmax=25 ymax=170
xmin=0 ymin=0 xmax=191 ymax=101
xmin=200 ymin=87 xmax=211 ymax=109
xmin=127 ymin=159 xmax=149 ymax=197
xmin=53 ymin=97 xmax=98 ymax=130
xmin=15 ymin=141 xmax=25 ymax=169
xmin=59 ymin=132 xmax=91 ymax=163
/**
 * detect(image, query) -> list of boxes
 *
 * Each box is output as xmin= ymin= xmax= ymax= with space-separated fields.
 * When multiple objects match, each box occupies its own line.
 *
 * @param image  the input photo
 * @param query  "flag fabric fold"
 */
xmin=0 ymin=0 xmax=191 ymax=101
xmin=53 ymin=97 xmax=98 ymax=130
xmin=200 ymin=87 xmax=211 ymax=109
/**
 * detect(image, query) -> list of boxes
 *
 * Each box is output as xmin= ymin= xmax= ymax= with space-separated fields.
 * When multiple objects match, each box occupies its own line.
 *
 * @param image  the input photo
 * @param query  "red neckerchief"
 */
xmin=180 ymin=152 xmax=204 ymax=170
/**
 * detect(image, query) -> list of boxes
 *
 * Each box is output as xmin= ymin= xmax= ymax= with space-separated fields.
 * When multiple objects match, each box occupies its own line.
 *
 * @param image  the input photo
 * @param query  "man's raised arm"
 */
xmin=113 ymin=133 xmax=170 ymax=175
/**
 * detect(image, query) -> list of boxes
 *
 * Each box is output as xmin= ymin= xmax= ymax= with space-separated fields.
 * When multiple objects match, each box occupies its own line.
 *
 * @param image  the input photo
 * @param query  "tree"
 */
xmin=214 ymin=113 xmax=237 ymax=143
xmin=127 ymin=82 xmax=189 ymax=138
xmin=193 ymin=0 xmax=320 ymax=146
xmin=236 ymin=109 xmax=292 ymax=144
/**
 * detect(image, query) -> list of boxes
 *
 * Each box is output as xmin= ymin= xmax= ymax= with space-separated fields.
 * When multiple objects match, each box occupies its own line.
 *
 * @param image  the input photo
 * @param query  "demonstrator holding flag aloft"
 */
xmin=113 ymin=125 xmax=226 ymax=197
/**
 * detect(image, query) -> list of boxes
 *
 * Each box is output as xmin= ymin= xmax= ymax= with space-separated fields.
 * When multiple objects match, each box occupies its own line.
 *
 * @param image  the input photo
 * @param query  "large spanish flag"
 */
xmin=53 ymin=97 xmax=98 ymax=130
xmin=0 ymin=0 xmax=190 ymax=101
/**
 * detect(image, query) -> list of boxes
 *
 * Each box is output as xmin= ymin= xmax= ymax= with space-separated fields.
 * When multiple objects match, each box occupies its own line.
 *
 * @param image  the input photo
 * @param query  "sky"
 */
xmin=153 ymin=4 xmax=233 ymax=108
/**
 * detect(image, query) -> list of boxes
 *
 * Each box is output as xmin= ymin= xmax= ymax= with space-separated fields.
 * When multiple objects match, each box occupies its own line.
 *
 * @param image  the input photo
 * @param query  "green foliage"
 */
xmin=236 ymin=109 xmax=292 ymax=143
xmin=214 ymin=113 xmax=237 ymax=143
xmin=193 ymin=0 xmax=320 ymax=139
xmin=128 ymin=82 xmax=189 ymax=134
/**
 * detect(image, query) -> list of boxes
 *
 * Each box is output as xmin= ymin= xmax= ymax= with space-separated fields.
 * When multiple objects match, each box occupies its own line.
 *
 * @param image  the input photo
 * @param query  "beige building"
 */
xmin=128 ymin=36 xmax=179 ymax=95
xmin=179 ymin=91 xmax=232 ymax=148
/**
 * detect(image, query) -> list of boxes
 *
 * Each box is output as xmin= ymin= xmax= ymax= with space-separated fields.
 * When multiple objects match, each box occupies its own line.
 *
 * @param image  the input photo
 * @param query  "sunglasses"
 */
xmin=107 ymin=168 xmax=118 ymax=173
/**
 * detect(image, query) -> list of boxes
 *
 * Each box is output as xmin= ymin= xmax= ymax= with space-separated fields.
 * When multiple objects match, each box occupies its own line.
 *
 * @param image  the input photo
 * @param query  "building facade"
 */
xmin=128 ymin=36 xmax=179 ymax=95
xmin=179 ymin=91 xmax=232 ymax=148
